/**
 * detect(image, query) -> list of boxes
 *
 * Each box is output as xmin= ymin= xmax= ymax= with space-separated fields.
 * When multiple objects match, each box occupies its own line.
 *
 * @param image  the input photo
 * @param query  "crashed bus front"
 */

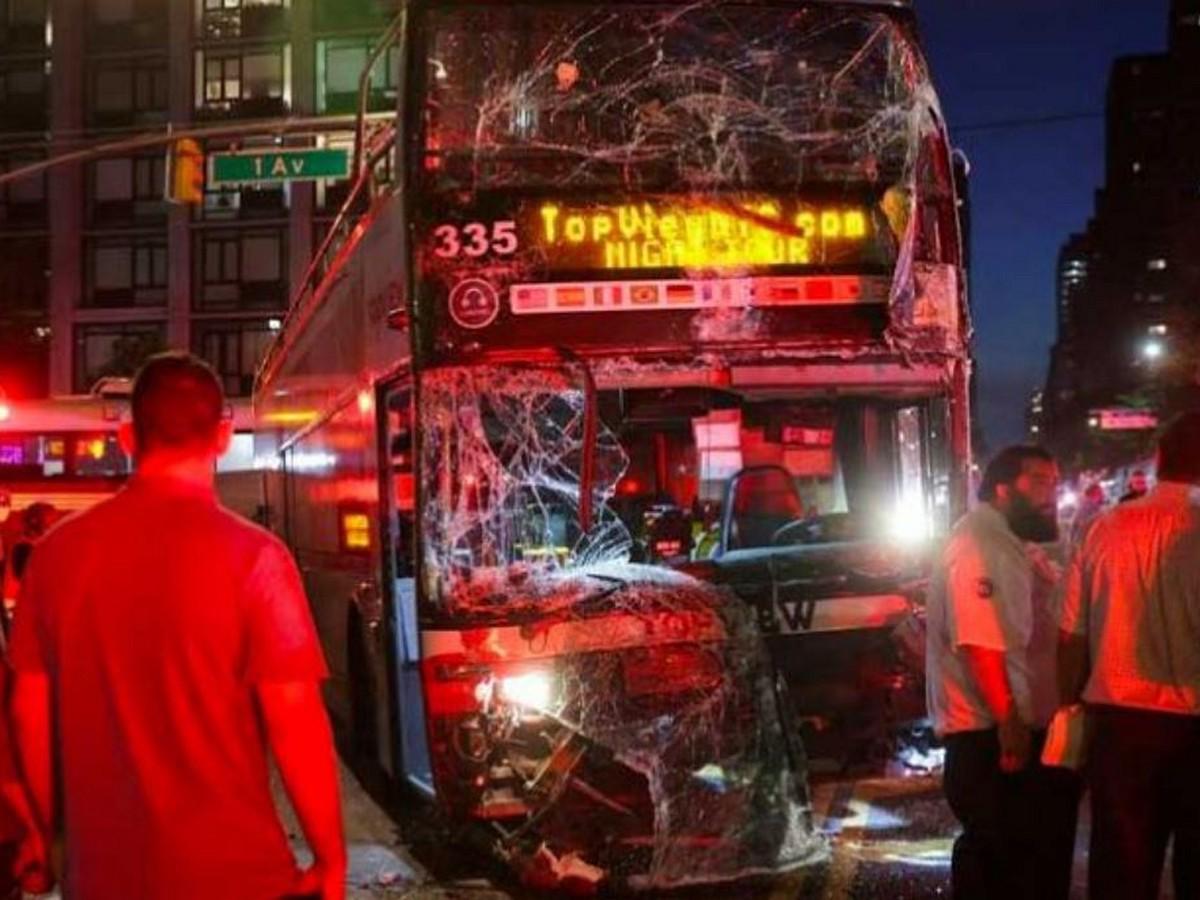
xmin=258 ymin=0 xmax=967 ymax=890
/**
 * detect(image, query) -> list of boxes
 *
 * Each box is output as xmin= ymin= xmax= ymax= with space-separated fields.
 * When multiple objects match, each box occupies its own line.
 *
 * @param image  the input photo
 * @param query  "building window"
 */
xmin=3 ymin=0 xmax=45 ymax=26
xmin=197 ymin=229 xmax=287 ymax=309
xmin=90 ymin=60 xmax=168 ymax=125
xmin=85 ymin=238 xmax=168 ymax=308
xmin=0 ymin=152 xmax=45 ymax=224
xmin=197 ymin=46 xmax=289 ymax=114
xmin=1 ymin=0 xmax=46 ymax=46
xmin=193 ymin=319 xmax=276 ymax=396
xmin=0 ymin=236 xmax=46 ymax=312
xmin=74 ymin=322 xmax=166 ymax=393
xmin=90 ymin=155 xmax=166 ymax=221
xmin=317 ymin=40 xmax=398 ymax=114
xmin=203 ymin=55 xmax=241 ymax=104
xmin=91 ymin=0 xmax=133 ymax=22
xmin=0 ymin=65 xmax=47 ymax=130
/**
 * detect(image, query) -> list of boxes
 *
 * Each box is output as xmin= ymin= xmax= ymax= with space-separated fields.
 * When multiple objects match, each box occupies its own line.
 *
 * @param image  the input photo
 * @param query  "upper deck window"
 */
xmin=421 ymin=4 xmax=929 ymax=192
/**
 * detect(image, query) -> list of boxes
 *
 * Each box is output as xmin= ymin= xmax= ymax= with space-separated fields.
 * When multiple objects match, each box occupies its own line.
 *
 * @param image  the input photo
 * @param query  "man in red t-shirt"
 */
xmin=9 ymin=352 xmax=346 ymax=900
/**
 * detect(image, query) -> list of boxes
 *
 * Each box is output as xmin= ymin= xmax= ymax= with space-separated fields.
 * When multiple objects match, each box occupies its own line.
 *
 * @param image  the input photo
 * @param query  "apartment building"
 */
xmin=0 ymin=0 xmax=396 ymax=398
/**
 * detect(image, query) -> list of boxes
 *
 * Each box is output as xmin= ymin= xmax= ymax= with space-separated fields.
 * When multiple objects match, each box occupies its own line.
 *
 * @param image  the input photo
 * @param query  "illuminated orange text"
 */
xmin=536 ymin=200 xmax=867 ymax=271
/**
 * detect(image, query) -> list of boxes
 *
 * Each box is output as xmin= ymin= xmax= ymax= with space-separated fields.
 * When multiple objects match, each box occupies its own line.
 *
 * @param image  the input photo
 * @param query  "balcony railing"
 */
xmin=89 ymin=199 xmax=168 ymax=228
xmin=88 ymin=106 xmax=169 ymax=130
xmin=196 ymin=96 xmax=289 ymax=121
xmin=0 ymin=97 xmax=47 ymax=132
xmin=0 ymin=199 xmax=47 ymax=228
xmin=84 ymin=286 xmax=168 ymax=310
xmin=87 ymin=16 xmax=167 ymax=52
xmin=322 ymin=87 xmax=395 ymax=116
xmin=313 ymin=0 xmax=390 ymax=31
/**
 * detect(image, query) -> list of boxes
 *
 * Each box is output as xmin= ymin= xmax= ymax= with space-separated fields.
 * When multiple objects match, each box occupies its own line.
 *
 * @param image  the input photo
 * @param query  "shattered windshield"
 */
xmin=419 ymin=363 xmax=949 ymax=618
xmin=422 ymin=3 xmax=928 ymax=191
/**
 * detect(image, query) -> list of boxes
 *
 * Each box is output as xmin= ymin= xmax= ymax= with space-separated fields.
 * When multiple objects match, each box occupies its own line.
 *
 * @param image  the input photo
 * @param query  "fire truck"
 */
xmin=0 ymin=385 xmax=259 ymax=530
xmin=256 ymin=0 xmax=969 ymax=889
xmin=0 ymin=388 xmax=131 ymax=520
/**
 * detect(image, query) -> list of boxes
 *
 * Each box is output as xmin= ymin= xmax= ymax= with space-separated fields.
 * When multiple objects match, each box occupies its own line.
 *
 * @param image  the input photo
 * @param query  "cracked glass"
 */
xmin=411 ymin=2 xmax=956 ymax=889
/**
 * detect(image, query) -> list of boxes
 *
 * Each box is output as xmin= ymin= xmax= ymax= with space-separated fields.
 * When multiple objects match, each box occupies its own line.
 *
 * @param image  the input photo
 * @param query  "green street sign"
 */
xmin=209 ymin=148 xmax=351 ymax=186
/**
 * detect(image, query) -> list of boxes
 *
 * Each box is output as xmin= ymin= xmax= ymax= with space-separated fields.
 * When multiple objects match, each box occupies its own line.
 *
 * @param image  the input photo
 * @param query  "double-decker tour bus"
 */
xmin=256 ymin=0 xmax=968 ymax=889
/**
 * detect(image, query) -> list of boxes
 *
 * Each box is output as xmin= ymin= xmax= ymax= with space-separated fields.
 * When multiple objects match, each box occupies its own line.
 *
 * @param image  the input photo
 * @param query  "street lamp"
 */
xmin=1142 ymin=339 xmax=1165 ymax=361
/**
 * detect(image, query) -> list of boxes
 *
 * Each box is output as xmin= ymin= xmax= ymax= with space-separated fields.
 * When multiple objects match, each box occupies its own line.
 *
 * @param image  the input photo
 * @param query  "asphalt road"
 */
xmin=21 ymin=757 xmax=1145 ymax=900
xmin=317 ymin=760 xmax=1145 ymax=900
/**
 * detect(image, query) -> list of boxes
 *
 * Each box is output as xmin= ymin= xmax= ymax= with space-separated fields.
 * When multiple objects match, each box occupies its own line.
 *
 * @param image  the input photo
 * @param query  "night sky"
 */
xmin=917 ymin=0 xmax=1167 ymax=449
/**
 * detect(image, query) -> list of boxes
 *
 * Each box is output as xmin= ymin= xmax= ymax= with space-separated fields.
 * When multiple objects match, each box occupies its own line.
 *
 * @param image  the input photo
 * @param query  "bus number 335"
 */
xmin=433 ymin=221 xmax=519 ymax=259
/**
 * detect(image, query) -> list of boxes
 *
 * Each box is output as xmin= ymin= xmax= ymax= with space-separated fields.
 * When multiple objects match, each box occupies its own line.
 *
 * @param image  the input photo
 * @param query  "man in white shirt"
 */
xmin=1059 ymin=412 xmax=1200 ymax=900
xmin=927 ymin=445 xmax=1079 ymax=899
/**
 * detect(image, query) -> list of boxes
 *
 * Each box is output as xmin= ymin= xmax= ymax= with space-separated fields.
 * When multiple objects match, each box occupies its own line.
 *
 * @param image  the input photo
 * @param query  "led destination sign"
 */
xmin=532 ymin=198 xmax=874 ymax=272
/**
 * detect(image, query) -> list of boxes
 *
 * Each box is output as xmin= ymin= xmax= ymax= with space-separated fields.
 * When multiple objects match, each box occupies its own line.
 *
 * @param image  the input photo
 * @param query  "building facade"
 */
xmin=0 ymin=0 xmax=396 ymax=399
xmin=1042 ymin=1 xmax=1200 ymax=470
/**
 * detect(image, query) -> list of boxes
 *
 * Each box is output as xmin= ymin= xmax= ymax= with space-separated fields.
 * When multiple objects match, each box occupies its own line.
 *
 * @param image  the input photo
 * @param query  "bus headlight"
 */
xmin=498 ymin=671 xmax=556 ymax=711
xmin=886 ymin=495 xmax=933 ymax=546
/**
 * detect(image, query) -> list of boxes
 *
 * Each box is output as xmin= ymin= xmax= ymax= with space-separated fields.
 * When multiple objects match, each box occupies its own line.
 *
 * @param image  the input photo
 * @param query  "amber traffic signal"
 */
xmin=167 ymin=138 xmax=205 ymax=205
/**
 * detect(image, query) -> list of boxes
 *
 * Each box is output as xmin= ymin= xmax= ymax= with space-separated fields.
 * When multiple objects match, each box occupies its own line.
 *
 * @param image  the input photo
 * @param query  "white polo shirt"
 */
xmin=926 ymin=504 xmax=1061 ymax=735
xmin=1060 ymin=482 xmax=1200 ymax=714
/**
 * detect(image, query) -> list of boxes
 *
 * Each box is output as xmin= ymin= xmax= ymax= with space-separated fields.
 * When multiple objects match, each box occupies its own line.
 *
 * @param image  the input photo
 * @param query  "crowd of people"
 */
xmin=928 ymin=416 xmax=1200 ymax=900
xmin=0 ymin=352 xmax=345 ymax=900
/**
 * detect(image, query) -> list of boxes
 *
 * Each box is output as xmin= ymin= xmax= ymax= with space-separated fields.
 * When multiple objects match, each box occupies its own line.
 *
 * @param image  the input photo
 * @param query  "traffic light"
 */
xmin=166 ymin=138 xmax=205 ymax=205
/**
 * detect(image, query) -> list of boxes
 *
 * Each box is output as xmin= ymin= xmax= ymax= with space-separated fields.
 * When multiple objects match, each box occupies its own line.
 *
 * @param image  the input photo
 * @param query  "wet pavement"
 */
xmin=23 ymin=759 xmax=1155 ymax=899
xmin=306 ymin=763 xmax=1020 ymax=900
xmin=365 ymin=764 xmax=1180 ymax=900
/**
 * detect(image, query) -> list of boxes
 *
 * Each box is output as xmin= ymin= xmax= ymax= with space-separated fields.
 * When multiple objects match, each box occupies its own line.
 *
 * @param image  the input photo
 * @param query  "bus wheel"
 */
xmin=347 ymin=606 xmax=379 ymax=760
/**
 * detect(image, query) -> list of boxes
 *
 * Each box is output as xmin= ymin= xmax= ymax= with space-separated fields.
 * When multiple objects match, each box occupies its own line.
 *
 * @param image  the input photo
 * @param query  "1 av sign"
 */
xmin=209 ymin=148 xmax=351 ymax=186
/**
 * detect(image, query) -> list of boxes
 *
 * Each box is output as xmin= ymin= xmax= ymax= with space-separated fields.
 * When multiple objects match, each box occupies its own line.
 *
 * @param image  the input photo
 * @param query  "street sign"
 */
xmin=209 ymin=148 xmax=351 ymax=186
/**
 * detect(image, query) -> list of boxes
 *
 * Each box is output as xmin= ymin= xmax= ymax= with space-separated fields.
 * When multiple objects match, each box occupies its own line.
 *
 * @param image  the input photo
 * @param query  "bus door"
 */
xmin=381 ymin=381 xmax=432 ymax=793
xmin=281 ymin=395 xmax=392 ymax=776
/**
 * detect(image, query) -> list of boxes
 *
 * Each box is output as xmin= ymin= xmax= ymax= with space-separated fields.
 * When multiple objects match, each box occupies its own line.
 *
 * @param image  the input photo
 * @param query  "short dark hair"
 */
xmin=1157 ymin=412 xmax=1200 ymax=483
xmin=131 ymin=352 xmax=225 ymax=452
xmin=978 ymin=445 xmax=1055 ymax=503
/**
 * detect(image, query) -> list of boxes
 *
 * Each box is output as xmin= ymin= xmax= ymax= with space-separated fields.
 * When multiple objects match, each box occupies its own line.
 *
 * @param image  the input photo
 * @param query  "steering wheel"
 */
xmin=770 ymin=517 xmax=818 ymax=546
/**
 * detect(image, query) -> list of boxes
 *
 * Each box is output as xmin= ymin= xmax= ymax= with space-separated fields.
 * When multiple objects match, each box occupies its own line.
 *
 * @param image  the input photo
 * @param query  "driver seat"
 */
xmin=723 ymin=466 xmax=805 ymax=550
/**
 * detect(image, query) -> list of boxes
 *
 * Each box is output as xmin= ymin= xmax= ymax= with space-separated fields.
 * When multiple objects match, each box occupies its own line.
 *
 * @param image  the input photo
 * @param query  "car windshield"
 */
xmin=418 ymin=363 xmax=950 ymax=617
xmin=421 ymin=3 xmax=929 ymax=191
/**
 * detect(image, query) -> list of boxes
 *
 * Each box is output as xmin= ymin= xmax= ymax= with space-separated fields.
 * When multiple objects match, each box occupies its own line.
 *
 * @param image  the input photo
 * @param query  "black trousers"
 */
xmin=1088 ymin=705 xmax=1200 ymax=900
xmin=943 ymin=727 xmax=1081 ymax=900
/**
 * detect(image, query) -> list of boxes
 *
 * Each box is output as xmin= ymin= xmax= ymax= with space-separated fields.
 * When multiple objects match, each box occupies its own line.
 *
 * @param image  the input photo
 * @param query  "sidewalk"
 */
xmin=276 ymin=761 xmax=515 ymax=900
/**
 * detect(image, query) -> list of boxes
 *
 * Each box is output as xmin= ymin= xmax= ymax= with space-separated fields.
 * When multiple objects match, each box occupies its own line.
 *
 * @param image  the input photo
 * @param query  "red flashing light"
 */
xmin=653 ymin=539 xmax=684 ymax=557
xmin=617 ymin=477 xmax=641 ymax=496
